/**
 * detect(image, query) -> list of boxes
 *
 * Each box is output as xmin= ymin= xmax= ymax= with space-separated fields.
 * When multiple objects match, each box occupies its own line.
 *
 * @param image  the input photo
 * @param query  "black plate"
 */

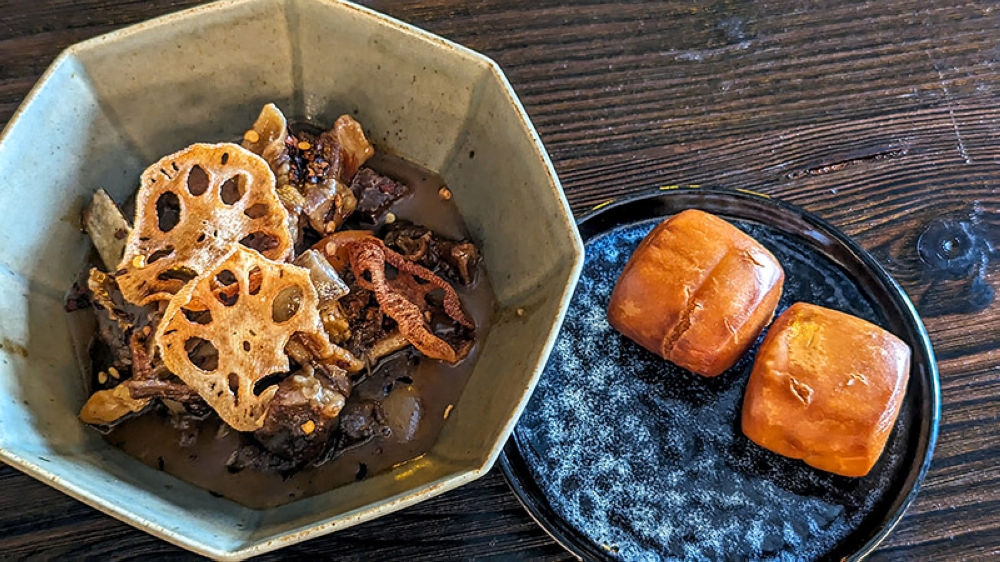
xmin=499 ymin=188 xmax=940 ymax=561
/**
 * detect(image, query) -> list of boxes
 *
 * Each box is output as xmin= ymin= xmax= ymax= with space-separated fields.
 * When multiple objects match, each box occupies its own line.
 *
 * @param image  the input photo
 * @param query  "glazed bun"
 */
xmin=741 ymin=302 xmax=911 ymax=477
xmin=607 ymin=209 xmax=785 ymax=377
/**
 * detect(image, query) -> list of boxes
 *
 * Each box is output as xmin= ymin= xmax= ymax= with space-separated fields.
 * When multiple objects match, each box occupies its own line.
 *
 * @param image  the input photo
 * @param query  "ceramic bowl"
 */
xmin=0 ymin=0 xmax=583 ymax=558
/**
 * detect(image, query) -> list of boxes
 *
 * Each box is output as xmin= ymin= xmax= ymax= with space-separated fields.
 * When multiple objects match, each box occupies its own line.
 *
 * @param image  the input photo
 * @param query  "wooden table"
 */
xmin=2 ymin=0 xmax=998 ymax=559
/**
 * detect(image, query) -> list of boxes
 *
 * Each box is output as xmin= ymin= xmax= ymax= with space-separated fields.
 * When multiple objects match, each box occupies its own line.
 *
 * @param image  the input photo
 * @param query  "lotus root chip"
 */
xmin=116 ymin=143 xmax=292 ymax=305
xmin=155 ymin=247 xmax=340 ymax=431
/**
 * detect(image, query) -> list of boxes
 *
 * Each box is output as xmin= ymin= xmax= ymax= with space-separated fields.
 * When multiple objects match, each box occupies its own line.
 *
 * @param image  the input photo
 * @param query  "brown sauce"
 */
xmin=85 ymin=154 xmax=496 ymax=509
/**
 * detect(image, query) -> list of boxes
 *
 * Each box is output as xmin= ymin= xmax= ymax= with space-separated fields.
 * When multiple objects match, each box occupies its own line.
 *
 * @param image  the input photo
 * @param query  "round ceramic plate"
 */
xmin=499 ymin=188 xmax=940 ymax=561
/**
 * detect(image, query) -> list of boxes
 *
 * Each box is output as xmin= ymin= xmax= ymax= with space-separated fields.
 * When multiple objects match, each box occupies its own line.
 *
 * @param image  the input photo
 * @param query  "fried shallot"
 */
xmin=319 ymin=233 xmax=474 ymax=363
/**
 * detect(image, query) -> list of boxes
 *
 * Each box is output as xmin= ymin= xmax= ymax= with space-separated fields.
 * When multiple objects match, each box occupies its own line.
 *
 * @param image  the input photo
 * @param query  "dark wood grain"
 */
xmin=2 ymin=0 xmax=998 ymax=559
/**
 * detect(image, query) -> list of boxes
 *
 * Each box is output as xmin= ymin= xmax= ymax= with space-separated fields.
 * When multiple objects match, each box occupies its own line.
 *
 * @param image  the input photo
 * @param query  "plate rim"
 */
xmin=499 ymin=186 xmax=941 ymax=561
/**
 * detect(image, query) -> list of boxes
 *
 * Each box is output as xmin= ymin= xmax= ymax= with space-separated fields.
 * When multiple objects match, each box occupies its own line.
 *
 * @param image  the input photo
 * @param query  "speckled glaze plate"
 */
xmin=499 ymin=188 xmax=940 ymax=561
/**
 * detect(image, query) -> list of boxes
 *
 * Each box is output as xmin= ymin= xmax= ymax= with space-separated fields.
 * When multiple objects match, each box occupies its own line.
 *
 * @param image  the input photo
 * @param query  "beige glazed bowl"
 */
xmin=0 ymin=0 xmax=583 ymax=558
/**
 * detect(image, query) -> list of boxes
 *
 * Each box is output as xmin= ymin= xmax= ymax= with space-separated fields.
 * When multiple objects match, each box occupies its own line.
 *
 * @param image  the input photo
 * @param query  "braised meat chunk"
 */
xmin=79 ymin=270 xmax=218 ymax=430
xmin=85 ymin=268 xmax=160 ymax=373
xmin=350 ymin=168 xmax=411 ymax=224
xmin=383 ymin=220 xmax=481 ymax=286
xmin=322 ymin=351 xmax=422 ymax=464
xmin=243 ymin=105 xmax=375 ymax=247
xmin=234 ymin=368 xmax=347 ymax=471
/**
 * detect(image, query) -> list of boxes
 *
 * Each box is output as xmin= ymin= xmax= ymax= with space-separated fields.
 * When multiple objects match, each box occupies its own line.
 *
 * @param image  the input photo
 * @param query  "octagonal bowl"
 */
xmin=0 ymin=0 xmax=584 ymax=558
